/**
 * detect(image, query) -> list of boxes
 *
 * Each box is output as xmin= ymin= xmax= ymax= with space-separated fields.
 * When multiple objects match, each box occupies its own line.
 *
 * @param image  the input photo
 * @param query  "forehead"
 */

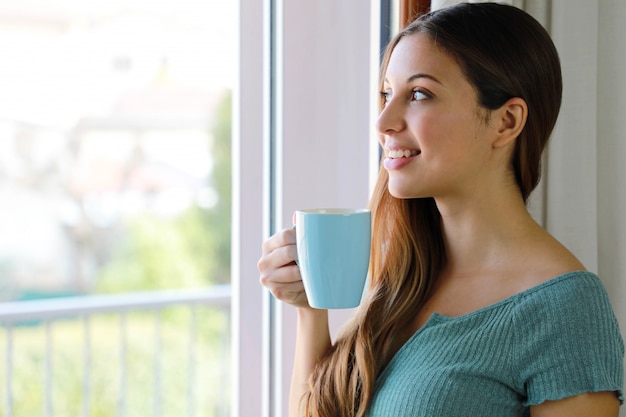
xmin=384 ymin=33 xmax=465 ymax=85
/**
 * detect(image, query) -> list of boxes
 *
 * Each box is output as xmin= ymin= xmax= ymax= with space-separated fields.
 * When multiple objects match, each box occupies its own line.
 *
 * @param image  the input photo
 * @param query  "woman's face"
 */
xmin=377 ymin=33 xmax=497 ymax=201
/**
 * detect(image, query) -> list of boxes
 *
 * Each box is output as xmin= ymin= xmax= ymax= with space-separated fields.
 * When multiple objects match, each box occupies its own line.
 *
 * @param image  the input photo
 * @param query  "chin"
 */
xmin=387 ymin=185 xmax=420 ymax=200
xmin=386 ymin=178 xmax=433 ymax=199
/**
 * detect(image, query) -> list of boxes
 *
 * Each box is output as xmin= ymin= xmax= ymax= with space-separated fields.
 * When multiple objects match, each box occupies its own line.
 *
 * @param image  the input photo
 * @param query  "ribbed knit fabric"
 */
xmin=365 ymin=271 xmax=624 ymax=416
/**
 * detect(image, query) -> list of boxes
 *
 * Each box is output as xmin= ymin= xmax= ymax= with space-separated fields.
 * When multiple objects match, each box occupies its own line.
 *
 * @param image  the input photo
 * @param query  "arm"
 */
xmin=258 ymin=228 xmax=332 ymax=416
xmin=530 ymin=391 xmax=620 ymax=417
xmin=290 ymin=308 xmax=331 ymax=417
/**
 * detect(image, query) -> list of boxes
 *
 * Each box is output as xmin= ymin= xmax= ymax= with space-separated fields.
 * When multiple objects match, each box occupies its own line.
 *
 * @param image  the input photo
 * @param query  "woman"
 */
xmin=258 ymin=3 xmax=624 ymax=416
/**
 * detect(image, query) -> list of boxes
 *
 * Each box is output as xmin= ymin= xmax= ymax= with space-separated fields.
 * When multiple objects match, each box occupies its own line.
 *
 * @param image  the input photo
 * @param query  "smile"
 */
xmin=386 ymin=149 xmax=420 ymax=159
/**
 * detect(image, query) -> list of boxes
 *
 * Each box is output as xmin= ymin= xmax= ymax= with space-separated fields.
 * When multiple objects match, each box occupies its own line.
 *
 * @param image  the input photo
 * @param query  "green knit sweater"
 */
xmin=365 ymin=271 xmax=624 ymax=416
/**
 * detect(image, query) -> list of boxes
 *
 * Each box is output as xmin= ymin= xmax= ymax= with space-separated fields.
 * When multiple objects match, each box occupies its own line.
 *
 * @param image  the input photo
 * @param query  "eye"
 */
xmin=380 ymin=90 xmax=392 ymax=105
xmin=411 ymin=89 xmax=432 ymax=102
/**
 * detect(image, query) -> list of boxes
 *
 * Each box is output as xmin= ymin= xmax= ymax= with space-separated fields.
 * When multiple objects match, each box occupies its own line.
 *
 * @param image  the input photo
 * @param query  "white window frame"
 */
xmin=233 ymin=0 xmax=379 ymax=416
xmin=231 ymin=0 xmax=265 ymax=415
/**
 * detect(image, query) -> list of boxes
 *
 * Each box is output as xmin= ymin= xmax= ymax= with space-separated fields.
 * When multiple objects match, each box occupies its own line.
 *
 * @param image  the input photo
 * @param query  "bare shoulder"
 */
xmin=512 ymin=229 xmax=586 ymax=291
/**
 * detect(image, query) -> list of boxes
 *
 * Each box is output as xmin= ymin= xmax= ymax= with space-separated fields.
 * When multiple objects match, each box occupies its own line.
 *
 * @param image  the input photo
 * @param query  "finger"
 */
xmin=263 ymin=278 xmax=307 ymax=306
xmin=261 ymin=228 xmax=297 ymax=255
xmin=257 ymin=244 xmax=299 ymax=276
xmin=259 ymin=263 xmax=301 ymax=288
xmin=270 ymin=281 xmax=307 ymax=305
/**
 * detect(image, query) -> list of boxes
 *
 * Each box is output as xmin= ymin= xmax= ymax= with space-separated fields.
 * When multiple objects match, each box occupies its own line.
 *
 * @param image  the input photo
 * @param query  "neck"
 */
xmin=436 ymin=187 xmax=541 ymax=276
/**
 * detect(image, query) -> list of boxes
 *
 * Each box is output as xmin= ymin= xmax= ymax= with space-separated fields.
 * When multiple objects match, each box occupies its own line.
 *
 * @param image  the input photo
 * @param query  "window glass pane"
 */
xmin=0 ymin=0 xmax=235 ymax=299
xmin=0 ymin=1 xmax=235 ymax=416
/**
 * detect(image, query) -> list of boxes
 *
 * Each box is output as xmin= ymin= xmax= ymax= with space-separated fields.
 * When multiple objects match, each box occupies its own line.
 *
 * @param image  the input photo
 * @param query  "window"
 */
xmin=0 ymin=1 xmax=236 ymax=415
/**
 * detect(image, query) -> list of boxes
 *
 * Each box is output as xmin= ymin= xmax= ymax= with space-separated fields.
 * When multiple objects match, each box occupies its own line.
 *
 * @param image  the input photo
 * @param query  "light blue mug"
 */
xmin=295 ymin=208 xmax=371 ymax=309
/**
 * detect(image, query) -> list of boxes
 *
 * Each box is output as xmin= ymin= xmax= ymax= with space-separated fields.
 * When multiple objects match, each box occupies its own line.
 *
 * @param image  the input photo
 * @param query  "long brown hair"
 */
xmin=301 ymin=4 xmax=562 ymax=416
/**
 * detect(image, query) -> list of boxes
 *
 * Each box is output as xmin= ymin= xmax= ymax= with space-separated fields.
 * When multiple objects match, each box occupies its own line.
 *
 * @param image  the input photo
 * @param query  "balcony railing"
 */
xmin=0 ymin=285 xmax=231 ymax=417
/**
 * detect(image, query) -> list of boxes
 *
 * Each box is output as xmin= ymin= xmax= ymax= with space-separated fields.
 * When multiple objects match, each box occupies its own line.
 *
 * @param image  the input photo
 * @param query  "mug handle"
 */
xmin=292 ymin=225 xmax=299 ymax=265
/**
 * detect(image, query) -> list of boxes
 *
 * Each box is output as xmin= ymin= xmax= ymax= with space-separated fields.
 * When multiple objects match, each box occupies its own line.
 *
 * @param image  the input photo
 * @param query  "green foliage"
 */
xmin=96 ymin=209 xmax=220 ymax=292
xmin=96 ymin=90 xmax=232 ymax=292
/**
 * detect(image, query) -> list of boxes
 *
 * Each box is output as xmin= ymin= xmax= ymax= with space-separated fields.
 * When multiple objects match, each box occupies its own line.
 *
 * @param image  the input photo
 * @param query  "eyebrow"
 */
xmin=406 ymin=73 xmax=442 ymax=84
xmin=383 ymin=73 xmax=442 ymax=86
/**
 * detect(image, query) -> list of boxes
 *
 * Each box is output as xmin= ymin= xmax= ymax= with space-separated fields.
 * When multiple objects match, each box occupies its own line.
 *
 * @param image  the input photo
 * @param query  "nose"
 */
xmin=375 ymin=98 xmax=406 ymax=139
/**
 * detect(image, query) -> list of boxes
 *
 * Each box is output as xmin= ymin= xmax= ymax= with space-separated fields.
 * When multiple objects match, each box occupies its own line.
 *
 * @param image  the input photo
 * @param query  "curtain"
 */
xmin=427 ymin=0 xmax=626 ymax=360
xmin=545 ymin=4 xmax=626 ymax=414
xmin=546 ymin=0 xmax=626 ymax=349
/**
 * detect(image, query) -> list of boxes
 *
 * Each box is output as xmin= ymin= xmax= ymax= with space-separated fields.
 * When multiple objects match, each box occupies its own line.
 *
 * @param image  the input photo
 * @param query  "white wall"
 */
xmin=275 ymin=1 xmax=374 ymax=414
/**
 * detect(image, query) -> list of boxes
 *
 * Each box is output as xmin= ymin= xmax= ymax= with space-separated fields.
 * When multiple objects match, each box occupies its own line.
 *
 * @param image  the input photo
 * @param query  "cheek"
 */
xmin=408 ymin=112 xmax=440 ymax=144
xmin=417 ymin=110 xmax=478 ymax=150
xmin=411 ymin=114 xmax=457 ymax=154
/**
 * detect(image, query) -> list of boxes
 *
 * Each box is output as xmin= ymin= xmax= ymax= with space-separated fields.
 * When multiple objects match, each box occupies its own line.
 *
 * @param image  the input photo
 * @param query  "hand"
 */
xmin=258 ymin=228 xmax=310 ymax=308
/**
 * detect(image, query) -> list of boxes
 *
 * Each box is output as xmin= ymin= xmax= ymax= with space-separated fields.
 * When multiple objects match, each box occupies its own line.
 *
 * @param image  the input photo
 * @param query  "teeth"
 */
xmin=387 ymin=149 xmax=418 ymax=159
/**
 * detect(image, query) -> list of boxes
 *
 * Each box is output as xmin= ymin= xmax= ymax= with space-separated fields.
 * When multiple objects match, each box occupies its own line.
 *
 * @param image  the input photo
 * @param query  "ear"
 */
xmin=492 ymin=97 xmax=527 ymax=149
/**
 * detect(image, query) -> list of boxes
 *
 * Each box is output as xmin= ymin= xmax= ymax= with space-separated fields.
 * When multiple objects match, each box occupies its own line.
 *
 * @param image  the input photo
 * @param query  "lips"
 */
xmin=383 ymin=148 xmax=420 ymax=171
